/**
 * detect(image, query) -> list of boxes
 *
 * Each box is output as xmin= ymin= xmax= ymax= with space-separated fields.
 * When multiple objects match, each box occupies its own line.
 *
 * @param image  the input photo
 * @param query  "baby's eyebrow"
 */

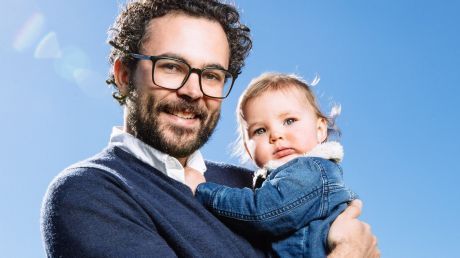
xmin=246 ymin=121 xmax=262 ymax=131
xmin=278 ymin=111 xmax=296 ymax=118
xmin=246 ymin=122 xmax=257 ymax=130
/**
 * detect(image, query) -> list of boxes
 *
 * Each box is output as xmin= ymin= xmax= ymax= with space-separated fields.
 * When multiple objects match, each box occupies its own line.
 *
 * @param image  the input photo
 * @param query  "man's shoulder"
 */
xmin=204 ymin=161 xmax=254 ymax=188
xmin=45 ymin=147 xmax=128 ymax=200
xmin=205 ymin=160 xmax=253 ymax=173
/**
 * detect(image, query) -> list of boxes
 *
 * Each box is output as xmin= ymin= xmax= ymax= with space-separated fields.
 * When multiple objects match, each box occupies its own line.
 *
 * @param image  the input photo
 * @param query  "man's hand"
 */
xmin=327 ymin=200 xmax=380 ymax=258
xmin=184 ymin=167 xmax=206 ymax=194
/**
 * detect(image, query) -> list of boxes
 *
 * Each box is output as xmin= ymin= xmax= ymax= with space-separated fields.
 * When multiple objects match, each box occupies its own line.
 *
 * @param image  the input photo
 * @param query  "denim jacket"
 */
xmin=195 ymin=142 xmax=356 ymax=258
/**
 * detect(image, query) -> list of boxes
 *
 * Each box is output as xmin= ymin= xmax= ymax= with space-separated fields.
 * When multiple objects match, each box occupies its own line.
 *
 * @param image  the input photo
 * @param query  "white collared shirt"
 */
xmin=108 ymin=126 xmax=206 ymax=184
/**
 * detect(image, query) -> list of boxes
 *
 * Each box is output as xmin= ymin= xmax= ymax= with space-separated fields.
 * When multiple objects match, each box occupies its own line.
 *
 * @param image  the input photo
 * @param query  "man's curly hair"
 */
xmin=106 ymin=0 xmax=252 ymax=104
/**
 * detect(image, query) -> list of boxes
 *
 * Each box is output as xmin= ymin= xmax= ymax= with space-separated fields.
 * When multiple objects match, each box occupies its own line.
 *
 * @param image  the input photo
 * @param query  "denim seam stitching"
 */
xmin=311 ymin=158 xmax=329 ymax=218
xmin=212 ymin=186 xmax=323 ymax=221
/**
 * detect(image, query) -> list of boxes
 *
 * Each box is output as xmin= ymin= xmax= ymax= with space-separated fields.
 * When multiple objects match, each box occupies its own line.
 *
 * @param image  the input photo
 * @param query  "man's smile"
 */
xmin=160 ymin=107 xmax=203 ymax=128
xmin=171 ymin=110 xmax=197 ymax=120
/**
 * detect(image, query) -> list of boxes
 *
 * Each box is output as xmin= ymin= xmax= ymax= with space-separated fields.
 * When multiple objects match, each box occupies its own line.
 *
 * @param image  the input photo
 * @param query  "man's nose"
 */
xmin=176 ymin=72 xmax=203 ymax=100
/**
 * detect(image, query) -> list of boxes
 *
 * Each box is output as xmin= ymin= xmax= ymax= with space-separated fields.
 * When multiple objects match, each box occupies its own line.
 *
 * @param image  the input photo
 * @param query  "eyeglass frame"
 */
xmin=129 ymin=53 xmax=238 ymax=99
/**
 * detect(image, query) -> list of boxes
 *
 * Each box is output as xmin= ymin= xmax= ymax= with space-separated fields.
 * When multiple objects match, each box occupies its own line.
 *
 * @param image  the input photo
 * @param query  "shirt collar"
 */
xmin=108 ymin=126 xmax=206 ymax=183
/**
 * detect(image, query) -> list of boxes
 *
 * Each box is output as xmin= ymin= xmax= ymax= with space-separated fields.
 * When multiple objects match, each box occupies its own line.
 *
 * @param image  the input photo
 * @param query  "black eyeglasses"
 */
xmin=130 ymin=53 xmax=237 ymax=99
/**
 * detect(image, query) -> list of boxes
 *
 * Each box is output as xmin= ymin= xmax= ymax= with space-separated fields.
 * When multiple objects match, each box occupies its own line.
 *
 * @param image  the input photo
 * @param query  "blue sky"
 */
xmin=1 ymin=0 xmax=459 ymax=257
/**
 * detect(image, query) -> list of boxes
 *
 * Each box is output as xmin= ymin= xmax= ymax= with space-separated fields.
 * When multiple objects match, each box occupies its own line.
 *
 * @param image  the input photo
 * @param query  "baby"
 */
xmin=185 ymin=72 xmax=356 ymax=258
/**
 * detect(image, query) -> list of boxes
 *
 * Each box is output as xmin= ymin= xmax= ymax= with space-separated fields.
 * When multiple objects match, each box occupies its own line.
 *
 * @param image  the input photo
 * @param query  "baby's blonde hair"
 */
xmin=233 ymin=72 xmax=340 ymax=162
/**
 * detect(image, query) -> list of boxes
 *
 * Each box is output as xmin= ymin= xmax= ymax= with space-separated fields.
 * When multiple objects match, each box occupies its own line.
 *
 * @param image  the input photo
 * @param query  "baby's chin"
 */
xmin=261 ymin=154 xmax=302 ymax=169
xmin=278 ymin=154 xmax=300 ymax=164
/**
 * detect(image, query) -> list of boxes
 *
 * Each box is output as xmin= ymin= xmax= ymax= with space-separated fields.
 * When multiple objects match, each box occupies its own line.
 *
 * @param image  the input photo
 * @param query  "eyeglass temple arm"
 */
xmin=129 ymin=53 xmax=151 ymax=60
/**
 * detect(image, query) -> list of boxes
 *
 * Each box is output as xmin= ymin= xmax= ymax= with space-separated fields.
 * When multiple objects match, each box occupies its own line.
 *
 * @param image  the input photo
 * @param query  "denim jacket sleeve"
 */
xmin=195 ymin=157 xmax=354 ymax=237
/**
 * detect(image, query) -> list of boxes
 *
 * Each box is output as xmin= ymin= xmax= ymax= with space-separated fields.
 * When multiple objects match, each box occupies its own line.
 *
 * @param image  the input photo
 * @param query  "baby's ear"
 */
xmin=316 ymin=117 xmax=328 ymax=143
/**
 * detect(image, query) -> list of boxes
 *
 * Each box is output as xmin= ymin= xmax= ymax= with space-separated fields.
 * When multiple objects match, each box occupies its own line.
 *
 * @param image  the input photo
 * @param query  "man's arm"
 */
xmin=327 ymin=200 xmax=380 ymax=258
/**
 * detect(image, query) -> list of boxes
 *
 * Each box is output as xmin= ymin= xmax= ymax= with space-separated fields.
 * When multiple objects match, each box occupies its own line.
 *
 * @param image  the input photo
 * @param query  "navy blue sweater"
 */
xmin=41 ymin=146 xmax=265 ymax=257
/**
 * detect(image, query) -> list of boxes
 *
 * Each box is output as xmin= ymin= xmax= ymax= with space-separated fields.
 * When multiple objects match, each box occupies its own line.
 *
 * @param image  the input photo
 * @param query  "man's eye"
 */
xmin=163 ymin=64 xmax=180 ymax=71
xmin=203 ymin=71 xmax=224 ymax=82
xmin=253 ymin=128 xmax=266 ymax=135
xmin=284 ymin=118 xmax=296 ymax=125
xmin=158 ymin=62 xmax=184 ymax=73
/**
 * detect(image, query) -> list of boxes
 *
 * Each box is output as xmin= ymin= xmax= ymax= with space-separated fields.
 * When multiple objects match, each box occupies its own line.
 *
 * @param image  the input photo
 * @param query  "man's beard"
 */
xmin=125 ymin=89 xmax=220 ymax=159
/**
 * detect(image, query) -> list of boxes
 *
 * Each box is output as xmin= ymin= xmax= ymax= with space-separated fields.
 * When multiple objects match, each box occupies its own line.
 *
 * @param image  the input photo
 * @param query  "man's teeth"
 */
xmin=173 ymin=111 xmax=196 ymax=119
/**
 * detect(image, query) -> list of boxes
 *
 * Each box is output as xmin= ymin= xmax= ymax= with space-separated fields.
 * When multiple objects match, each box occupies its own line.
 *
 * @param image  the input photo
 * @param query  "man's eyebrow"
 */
xmin=203 ymin=63 xmax=227 ymax=71
xmin=156 ymin=52 xmax=228 ymax=70
xmin=156 ymin=52 xmax=186 ymax=62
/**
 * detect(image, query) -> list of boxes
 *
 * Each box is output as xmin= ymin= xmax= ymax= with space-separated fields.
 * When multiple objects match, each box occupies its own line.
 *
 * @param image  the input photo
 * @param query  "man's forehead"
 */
xmin=140 ymin=13 xmax=230 ymax=68
xmin=141 ymin=12 xmax=223 ymax=46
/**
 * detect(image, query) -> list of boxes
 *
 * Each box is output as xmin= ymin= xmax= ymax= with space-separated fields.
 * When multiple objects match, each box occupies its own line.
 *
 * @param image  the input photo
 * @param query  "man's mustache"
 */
xmin=156 ymin=99 xmax=208 ymax=120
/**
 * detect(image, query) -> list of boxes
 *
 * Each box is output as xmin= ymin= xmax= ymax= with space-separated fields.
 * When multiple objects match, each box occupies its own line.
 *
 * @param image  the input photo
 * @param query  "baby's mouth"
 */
xmin=273 ymin=147 xmax=295 ymax=159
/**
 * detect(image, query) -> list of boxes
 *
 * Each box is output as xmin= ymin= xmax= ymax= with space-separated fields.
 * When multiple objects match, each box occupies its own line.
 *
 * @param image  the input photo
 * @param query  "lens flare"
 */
xmin=53 ymin=46 xmax=90 ymax=82
xmin=34 ymin=31 xmax=61 ymax=59
xmin=13 ymin=12 xmax=45 ymax=52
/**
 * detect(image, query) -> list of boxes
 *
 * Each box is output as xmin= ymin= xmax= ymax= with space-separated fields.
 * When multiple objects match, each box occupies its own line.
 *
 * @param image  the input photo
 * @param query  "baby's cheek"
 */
xmin=246 ymin=140 xmax=266 ymax=167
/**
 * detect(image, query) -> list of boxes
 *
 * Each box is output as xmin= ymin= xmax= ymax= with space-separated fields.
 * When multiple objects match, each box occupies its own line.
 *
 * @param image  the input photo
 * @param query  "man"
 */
xmin=41 ymin=0 xmax=379 ymax=257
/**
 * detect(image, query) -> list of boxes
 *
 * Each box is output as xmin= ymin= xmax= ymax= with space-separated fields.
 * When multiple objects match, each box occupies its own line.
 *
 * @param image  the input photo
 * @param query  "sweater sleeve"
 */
xmin=41 ymin=167 xmax=177 ymax=258
xmin=195 ymin=157 xmax=353 ymax=238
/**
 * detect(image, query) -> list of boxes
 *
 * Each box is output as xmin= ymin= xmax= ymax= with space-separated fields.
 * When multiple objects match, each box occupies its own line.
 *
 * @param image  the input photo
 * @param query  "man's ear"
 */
xmin=114 ymin=59 xmax=130 ymax=95
xmin=317 ymin=118 xmax=328 ymax=143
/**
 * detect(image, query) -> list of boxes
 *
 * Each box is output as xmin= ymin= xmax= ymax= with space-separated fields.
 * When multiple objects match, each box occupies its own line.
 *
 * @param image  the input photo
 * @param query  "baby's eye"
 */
xmin=284 ymin=118 xmax=296 ymax=125
xmin=253 ymin=128 xmax=266 ymax=136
